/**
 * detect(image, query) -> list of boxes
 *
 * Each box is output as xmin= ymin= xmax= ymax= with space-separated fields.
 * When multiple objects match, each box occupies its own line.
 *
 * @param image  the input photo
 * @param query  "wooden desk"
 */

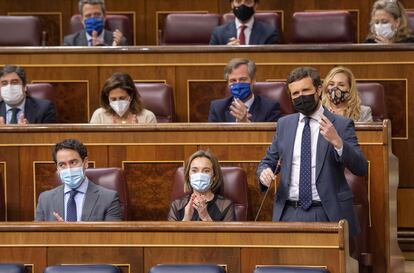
xmin=0 ymin=221 xmax=356 ymax=273
xmin=0 ymin=121 xmax=403 ymax=272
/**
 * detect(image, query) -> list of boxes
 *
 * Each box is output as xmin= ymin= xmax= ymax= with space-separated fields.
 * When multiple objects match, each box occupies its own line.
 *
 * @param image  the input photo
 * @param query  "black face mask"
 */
xmin=293 ymin=93 xmax=319 ymax=116
xmin=233 ymin=4 xmax=255 ymax=22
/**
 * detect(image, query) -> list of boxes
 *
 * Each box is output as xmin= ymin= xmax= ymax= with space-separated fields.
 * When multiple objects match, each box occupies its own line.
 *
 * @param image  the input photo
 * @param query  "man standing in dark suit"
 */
xmin=36 ymin=139 xmax=122 ymax=221
xmin=209 ymin=0 xmax=279 ymax=45
xmin=0 ymin=65 xmax=56 ymax=124
xmin=208 ymin=58 xmax=281 ymax=122
xmin=64 ymin=0 xmax=127 ymax=46
xmin=257 ymin=67 xmax=368 ymax=236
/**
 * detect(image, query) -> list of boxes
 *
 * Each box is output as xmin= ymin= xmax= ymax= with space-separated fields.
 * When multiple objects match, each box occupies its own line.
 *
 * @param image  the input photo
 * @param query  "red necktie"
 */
xmin=239 ymin=25 xmax=247 ymax=45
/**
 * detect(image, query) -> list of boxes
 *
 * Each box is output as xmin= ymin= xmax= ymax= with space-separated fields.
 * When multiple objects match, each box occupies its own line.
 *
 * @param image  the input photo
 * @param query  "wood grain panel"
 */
xmin=189 ymin=81 xmax=227 ymax=122
xmin=48 ymin=247 xmax=143 ymax=273
xmin=144 ymin=247 xmax=240 ymax=273
xmin=0 ymin=248 xmax=47 ymax=273
xmin=0 ymin=148 xmax=19 ymax=221
xmin=241 ymin=248 xmax=341 ymax=273
xmin=123 ymin=162 xmax=183 ymax=220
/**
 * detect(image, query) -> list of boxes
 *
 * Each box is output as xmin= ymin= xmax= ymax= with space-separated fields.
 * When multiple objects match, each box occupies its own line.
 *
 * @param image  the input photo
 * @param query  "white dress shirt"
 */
xmin=64 ymin=178 xmax=89 ymax=221
xmin=288 ymin=105 xmax=343 ymax=201
xmin=244 ymin=94 xmax=255 ymax=111
xmin=235 ymin=17 xmax=254 ymax=45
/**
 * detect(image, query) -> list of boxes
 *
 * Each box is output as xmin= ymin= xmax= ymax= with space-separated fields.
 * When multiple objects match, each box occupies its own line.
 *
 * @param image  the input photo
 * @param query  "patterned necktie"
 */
xmin=9 ymin=108 xmax=19 ymax=124
xmin=66 ymin=190 xmax=78 ymax=222
xmin=299 ymin=117 xmax=312 ymax=210
xmin=239 ymin=25 xmax=247 ymax=45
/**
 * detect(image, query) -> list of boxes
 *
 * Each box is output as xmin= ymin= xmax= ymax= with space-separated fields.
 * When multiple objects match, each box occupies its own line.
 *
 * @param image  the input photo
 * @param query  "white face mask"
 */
xmin=374 ymin=23 xmax=396 ymax=39
xmin=0 ymin=84 xmax=25 ymax=105
xmin=109 ymin=100 xmax=131 ymax=117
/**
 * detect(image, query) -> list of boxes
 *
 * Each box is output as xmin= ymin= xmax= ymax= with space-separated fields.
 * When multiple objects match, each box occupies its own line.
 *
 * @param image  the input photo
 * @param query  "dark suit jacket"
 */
xmin=208 ymin=95 xmax=281 ymax=122
xmin=256 ymin=109 xmax=368 ymax=236
xmin=0 ymin=96 xmax=56 ymax=123
xmin=63 ymin=30 xmax=127 ymax=46
xmin=209 ymin=20 xmax=279 ymax=45
xmin=35 ymin=179 xmax=122 ymax=221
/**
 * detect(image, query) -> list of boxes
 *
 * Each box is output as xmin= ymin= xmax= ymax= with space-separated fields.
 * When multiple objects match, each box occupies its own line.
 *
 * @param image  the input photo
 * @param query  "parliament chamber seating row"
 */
xmin=3 ymin=10 xmax=414 ymax=46
xmin=26 ymin=81 xmax=387 ymax=123
xmin=0 ymin=263 xmax=331 ymax=273
xmin=16 ymin=162 xmax=368 ymax=269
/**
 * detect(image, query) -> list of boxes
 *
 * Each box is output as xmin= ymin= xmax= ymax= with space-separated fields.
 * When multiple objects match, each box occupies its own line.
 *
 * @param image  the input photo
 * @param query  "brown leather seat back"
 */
xmin=356 ymin=82 xmax=387 ymax=121
xmin=26 ymin=83 xmax=55 ymax=102
xmin=172 ymin=166 xmax=248 ymax=221
xmin=344 ymin=168 xmax=371 ymax=268
xmin=160 ymin=13 xmax=220 ymax=45
xmin=84 ymin=168 xmax=129 ymax=220
xmin=135 ymin=83 xmax=176 ymax=122
xmin=290 ymin=11 xmax=354 ymax=43
xmin=221 ymin=13 xmax=283 ymax=42
xmin=253 ymin=82 xmax=295 ymax=116
xmin=69 ymin=14 xmax=132 ymax=45
xmin=0 ymin=16 xmax=41 ymax=46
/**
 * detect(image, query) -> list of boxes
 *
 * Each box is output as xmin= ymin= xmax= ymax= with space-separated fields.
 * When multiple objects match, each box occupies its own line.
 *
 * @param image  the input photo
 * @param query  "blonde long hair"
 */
xmin=367 ymin=0 xmax=412 ymax=42
xmin=321 ymin=66 xmax=361 ymax=121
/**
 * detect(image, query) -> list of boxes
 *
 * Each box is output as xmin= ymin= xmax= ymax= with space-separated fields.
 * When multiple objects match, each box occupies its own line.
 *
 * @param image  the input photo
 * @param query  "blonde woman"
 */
xmin=365 ymin=0 xmax=414 ymax=43
xmin=322 ymin=67 xmax=373 ymax=122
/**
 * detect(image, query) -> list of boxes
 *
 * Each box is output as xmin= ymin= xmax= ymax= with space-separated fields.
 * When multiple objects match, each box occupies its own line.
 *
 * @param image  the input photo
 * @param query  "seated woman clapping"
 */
xmin=90 ymin=72 xmax=156 ymax=124
xmin=168 ymin=150 xmax=235 ymax=222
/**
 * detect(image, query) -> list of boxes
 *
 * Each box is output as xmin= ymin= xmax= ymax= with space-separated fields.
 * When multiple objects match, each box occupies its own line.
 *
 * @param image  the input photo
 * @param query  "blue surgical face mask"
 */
xmin=190 ymin=172 xmax=211 ymax=193
xmin=84 ymin=17 xmax=104 ymax=36
xmin=59 ymin=166 xmax=85 ymax=189
xmin=230 ymin=82 xmax=252 ymax=101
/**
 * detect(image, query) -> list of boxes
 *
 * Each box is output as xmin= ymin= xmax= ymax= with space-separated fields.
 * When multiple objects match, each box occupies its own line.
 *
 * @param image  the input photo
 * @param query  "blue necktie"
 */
xmin=66 ymin=190 xmax=78 ymax=221
xmin=299 ymin=117 xmax=312 ymax=210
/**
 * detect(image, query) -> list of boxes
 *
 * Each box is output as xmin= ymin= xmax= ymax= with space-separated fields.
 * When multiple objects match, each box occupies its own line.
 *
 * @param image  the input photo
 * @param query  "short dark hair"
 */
xmin=0 ymin=65 xmax=27 ymax=86
xmin=286 ymin=67 xmax=322 ymax=88
xmin=78 ymin=0 xmax=106 ymax=15
xmin=100 ymin=72 xmax=143 ymax=116
xmin=52 ymin=139 xmax=88 ymax=163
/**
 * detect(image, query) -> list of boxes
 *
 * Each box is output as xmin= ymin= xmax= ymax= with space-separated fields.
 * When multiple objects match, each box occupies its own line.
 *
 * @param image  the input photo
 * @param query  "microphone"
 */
xmin=255 ymin=160 xmax=281 ymax=221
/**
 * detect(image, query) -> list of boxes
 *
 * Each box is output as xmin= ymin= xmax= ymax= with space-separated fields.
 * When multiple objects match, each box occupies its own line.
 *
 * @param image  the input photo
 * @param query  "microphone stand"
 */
xmin=255 ymin=161 xmax=281 ymax=221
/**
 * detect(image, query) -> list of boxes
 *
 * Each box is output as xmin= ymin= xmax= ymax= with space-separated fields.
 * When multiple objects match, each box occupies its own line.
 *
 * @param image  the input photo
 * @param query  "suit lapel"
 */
xmin=53 ymin=186 xmax=64 ymax=220
xmin=227 ymin=22 xmax=237 ymax=42
xmin=81 ymin=180 xmax=99 ymax=221
xmin=250 ymin=21 xmax=259 ymax=44
xmin=224 ymin=97 xmax=236 ymax=122
xmin=248 ymin=96 xmax=259 ymax=121
xmin=0 ymin=102 xmax=6 ymax=121
xmin=284 ymin=114 xmax=299 ymax=181
xmin=24 ymin=97 xmax=37 ymax=123
xmin=103 ymin=30 xmax=113 ymax=45
xmin=315 ymin=109 xmax=335 ymax=182
xmin=78 ymin=31 xmax=88 ymax=46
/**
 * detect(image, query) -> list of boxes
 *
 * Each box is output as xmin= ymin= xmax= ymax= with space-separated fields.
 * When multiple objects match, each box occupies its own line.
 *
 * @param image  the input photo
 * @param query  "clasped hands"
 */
xmin=183 ymin=192 xmax=212 ymax=221
xmin=90 ymin=29 xmax=123 ymax=46
xmin=230 ymin=98 xmax=251 ymax=122
xmin=0 ymin=115 xmax=27 ymax=125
